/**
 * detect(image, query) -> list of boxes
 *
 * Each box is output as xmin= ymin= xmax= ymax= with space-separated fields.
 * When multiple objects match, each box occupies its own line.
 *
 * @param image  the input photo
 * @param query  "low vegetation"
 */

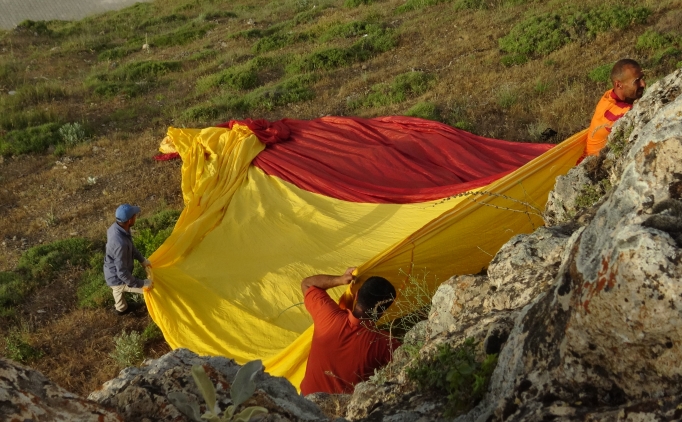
xmin=407 ymin=338 xmax=498 ymax=416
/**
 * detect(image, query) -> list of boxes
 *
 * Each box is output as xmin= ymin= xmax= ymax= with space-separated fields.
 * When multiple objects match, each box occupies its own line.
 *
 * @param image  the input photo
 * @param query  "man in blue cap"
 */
xmin=104 ymin=204 xmax=152 ymax=315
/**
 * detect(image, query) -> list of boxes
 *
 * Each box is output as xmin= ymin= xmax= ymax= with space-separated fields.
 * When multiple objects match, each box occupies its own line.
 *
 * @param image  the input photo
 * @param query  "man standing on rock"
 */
xmin=585 ymin=58 xmax=646 ymax=156
xmin=104 ymin=204 xmax=152 ymax=316
xmin=300 ymin=267 xmax=400 ymax=395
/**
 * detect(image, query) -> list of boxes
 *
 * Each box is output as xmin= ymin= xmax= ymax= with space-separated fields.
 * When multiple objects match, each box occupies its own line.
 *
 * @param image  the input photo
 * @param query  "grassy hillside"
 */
xmin=0 ymin=0 xmax=680 ymax=395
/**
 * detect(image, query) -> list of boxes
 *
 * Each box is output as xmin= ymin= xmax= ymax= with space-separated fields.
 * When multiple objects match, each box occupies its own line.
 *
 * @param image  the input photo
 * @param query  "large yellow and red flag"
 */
xmin=146 ymin=116 xmax=586 ymax=389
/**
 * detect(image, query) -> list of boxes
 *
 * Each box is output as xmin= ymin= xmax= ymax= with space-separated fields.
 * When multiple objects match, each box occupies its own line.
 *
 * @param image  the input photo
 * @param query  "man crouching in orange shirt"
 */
xmin=300 ymin=267 xmax=400 ymax=395
xmin=586 ymin=59 xmax=646 ymax=156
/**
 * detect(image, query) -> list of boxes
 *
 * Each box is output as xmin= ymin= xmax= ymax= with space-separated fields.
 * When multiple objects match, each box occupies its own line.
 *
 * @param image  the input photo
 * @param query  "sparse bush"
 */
xmin=197 ymin=66 xmax=259 ymax=92
xmin=500 ymin=53 xmax=528 ymax=67
xmin=253 ymin=33 xmax=307 ymax=53
xmin=293 ymin=9 xmax=321 ymax=25
xmin=397 ymin=0 xmax=444 ymax=14
xmin=319 ymin=21 xmax=380 ymax=42
xmin=497 ymin=85 xmax=517 ymax=109
xmin=4 ymin=329 xmax=43 ymax=363
xmin=353 ymin=71 xmax=434 ymax=109
xmin=182 ymin=103 xmax=228 ymax=123
xmin=153 ymin=22 xmax=215 ymax=47
xmin=534 ymin=79 xmax=550 ymax=94
xmin=59 ymin=122 xmax=88 ymax=146
xmin=288 ymin=29 xmax=396 ymax=72
xmin=575 ymin=179 xmax=611 ymax=209
xmin=345 ymin=0 xmax=373 ymax=7
xmin=407 ymin=338 xmax=497 ymax=417
xmin=404 ymin=102 xmax=441 ymax=121
xmin=110 ymin=330 xmax=145 ymax=367
xmin=87 ymin=60 xmax=182 ymax=98
xmin=588 ymin=63 xmax=612 ymax=83
xmin=637 ymin=29 xmax=675 ymax=51
xmin=142 ymin=321 xmax=163 ymax=341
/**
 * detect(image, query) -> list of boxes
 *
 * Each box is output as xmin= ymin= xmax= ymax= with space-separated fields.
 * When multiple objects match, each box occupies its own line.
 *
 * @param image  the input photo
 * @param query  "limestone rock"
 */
xmin=0 ymin=357 xmax=122 ymax=421
xmin=88 ymin=348 xmax=327 ymax=421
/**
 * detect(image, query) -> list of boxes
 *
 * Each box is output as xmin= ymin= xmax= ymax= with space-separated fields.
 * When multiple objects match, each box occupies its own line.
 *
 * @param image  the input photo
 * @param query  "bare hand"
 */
xmin=338 ymin=267 xmax=356 ymax=285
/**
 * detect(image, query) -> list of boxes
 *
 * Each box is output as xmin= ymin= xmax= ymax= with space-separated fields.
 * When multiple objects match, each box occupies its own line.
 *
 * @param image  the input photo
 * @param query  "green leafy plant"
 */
xmin=404 ymin=102 xmax=441 ymax=121
xmin=407 ymin=338 xmax=497 ymax=416
xmin=142 ymin=321 xmax=163 ymax=341
xmin=0 ymin=123 xmax=62 ymax=156
xmin=59 ymin=122 xmax=88 ymax=146
xmin=4 ymin=329 xmax=43 ymax=363
xmin=352 ymin=71 xmax=435 ymax=109
xmin=18 ymin=238 xmax=94 ymax=280
xmin=574 ymin=179 xmax=612 ymax=209
xmin=110 ymin=330 xmax=145 ymax=367
xmin=588 ymin=63 xmax=613 ymax=83
xmin=168 ymin=361 xmax=268 ymax=422
xmin=0 ymin=271 xmax=29 ymax=317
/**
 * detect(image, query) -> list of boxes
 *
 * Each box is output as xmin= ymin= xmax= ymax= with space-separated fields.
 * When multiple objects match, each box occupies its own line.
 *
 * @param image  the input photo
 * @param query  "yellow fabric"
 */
xmin=145 ymin=125 xmax=587 ymax=390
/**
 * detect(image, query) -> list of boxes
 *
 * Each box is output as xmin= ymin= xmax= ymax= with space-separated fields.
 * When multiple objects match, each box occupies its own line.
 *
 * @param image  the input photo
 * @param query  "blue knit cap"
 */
xmin=115 ymin=204 xmax=141 ymax=223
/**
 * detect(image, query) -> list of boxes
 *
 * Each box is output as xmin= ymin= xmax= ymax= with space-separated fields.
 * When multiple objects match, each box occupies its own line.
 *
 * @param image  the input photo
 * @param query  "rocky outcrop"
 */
xmin=88 ymin=348 xmax=327 ymax=421
xmin=0 ymin=357 xmax=122 ymax=421
xmin=344 ymin=68 xmax=682 ymax=422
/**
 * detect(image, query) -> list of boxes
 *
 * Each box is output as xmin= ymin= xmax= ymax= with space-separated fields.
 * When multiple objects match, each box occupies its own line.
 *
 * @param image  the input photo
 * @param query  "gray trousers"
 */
xmin=111 ymin=284 xmax=144 ymax=312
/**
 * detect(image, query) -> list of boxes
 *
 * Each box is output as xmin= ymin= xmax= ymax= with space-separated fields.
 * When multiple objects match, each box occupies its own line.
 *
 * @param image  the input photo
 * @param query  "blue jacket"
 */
xmin=103 ymin=222 xmax=145 ymax=288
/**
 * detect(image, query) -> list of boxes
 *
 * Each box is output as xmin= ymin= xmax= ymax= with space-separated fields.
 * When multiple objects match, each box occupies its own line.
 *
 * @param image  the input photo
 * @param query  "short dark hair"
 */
xmin=611 ymin=59 xmax=641 ymax=85
xmin=356 ymin=276 xmax=396 ymax=320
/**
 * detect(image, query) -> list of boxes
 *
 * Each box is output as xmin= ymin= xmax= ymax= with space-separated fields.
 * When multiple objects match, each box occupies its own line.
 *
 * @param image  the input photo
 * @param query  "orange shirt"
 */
xmin=586 ymin=89 xmax=633 ymax=156
xmin=300 ymin=287 xmax=400 ymax=395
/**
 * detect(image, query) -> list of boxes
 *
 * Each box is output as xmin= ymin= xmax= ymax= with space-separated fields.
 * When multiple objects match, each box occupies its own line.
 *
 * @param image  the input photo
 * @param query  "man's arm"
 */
xmin=301 ymin=267 xmax=356 ymax=295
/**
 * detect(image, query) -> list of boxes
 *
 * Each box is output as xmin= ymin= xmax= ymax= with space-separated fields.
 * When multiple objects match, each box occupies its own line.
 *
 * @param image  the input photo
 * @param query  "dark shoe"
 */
xmin=115 ymin=302 xmax=142 ymax=316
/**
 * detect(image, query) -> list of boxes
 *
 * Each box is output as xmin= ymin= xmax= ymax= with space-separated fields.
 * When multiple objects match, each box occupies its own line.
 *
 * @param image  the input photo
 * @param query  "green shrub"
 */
xmin=11 ymin=82 xmax=66 ymax=106
xmin=0 ymin=123 xmax=62 ymax=156
xmin=4 ymin=330 xmax=43 ymax=363
xmin=0 ymin=272 xmax=29 ymax=317
xmin=182 ymin=103 xmax=228 ymax=123
xmin=16 ymin=19 xmax=52 ymax=36
xmin=110 ymin=330 xmax=145 ymax=367
xmin=196 ymin=65 xmax=260 ymax=93
xmin=407 ymin=338 xmax=497 ymax=416
xmin=354 ymin=71 xmax=435 ymax=108
xmin=288 ymin=29 xmax=396 ymax=72
xmin=319 ymin=21 xmax=380 ymax=42
xmin=293 ymin=9 xmax=321 ymax=25
xmin=0 ymin=108 xmax=59 ymax=132
xmin=404 ymin=102 xmax=441 ymax=121
xmin=588 ymin=63 xmax=613 ymax=83
xmin=253 ymin=32 xmax=310 ymax=53
xmin=499 ymin=6 xmax=650 ymax=58
xmin=497 ymin=85 xmax=518 ymax=109
xmin=77 ymin=251 xmax=113 ymax=309
xmin=500 ymin=53 xmax=528 ymax=67
xmin=18 ymin=238 xmax=95 ymax=280
xmin=98 ymin=44 xmax=139 ymax=61
xmin=636 ymin=29 xmax=675 ymax=51
xmin=142 ymin=321 xmax=163 ymax=341
xmin=87 ymin=60 xmax=182 ymax=97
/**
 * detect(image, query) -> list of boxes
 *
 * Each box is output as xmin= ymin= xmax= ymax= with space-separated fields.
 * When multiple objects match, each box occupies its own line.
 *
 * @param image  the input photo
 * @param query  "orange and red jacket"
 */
xmin=586 ymin=89 xmax=632 ymax=156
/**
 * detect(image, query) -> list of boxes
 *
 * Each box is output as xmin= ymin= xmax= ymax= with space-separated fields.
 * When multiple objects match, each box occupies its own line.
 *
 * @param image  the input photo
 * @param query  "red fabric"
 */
xmin=300 ymin=287 xmax=399 ymax=395
xmin=154 ymin=152 xmax=180 ymax=161
xmin=224 ymin=116 xmax=554 ymax=204
xmin=217 ymin=118 xmax=290 ymax=145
